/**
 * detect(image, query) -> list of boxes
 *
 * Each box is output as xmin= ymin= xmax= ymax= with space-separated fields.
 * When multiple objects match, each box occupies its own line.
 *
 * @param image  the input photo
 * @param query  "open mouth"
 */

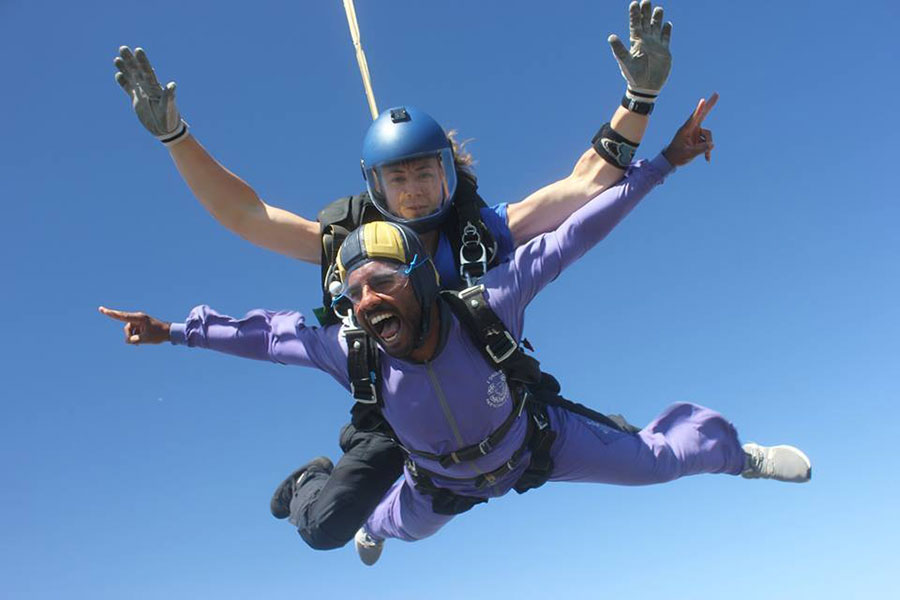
xmin=368 ymin=311 xmax=402 ymax=343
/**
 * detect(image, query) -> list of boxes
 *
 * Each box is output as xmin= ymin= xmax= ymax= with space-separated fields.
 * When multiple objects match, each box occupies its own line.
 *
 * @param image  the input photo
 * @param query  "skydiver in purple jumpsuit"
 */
xmin=100 ymin=132 xmax=812 ymax=559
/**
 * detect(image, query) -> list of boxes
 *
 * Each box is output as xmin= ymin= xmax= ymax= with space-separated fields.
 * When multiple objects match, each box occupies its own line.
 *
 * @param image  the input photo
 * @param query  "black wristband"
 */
xmin=621 ymin=88 xmax=657 ymax=115
xmin=591 ymin=123 xmax=638 ymax=168
xmin=621 ymin=94 xmax=654 ymax=115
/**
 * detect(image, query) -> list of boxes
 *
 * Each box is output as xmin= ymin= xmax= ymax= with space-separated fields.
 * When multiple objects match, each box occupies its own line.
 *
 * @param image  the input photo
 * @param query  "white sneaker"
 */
xmin=742 ymin=443 xmax=811 ymax=483
xmin=354 ymin=527 xmax=384 ymax=566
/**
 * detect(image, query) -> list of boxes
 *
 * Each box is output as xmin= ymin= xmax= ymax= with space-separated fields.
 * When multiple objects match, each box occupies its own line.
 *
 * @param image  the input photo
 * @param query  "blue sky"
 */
xmin=2 ymin=1 xmax=898 ymax=598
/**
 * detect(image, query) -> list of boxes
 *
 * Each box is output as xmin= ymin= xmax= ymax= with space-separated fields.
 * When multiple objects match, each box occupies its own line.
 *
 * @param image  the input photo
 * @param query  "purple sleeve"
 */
xmin=169 ymin=305 xmax=350 ymax=387
xmin=485 ymin=154 xmax=674 ymax=339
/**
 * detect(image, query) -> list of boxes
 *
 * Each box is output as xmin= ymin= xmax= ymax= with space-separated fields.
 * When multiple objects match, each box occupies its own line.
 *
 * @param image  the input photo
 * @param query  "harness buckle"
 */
xmin=485 ymin=331 xmax=517 ymax=364
xmin=459 ymin=222 xmax=488 ymax=286
xmin=350 ymin=380 xmax=379 ymax=405
xmin=533 ymin=408 xmax=550 ymax=431
xmin=477 ymin=438 xmax=494 ymax=456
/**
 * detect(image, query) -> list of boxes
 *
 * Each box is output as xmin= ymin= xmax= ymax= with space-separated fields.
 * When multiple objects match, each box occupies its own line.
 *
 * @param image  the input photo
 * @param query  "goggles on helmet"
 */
xmin=332 ymin=256 xmax=430 ymax=307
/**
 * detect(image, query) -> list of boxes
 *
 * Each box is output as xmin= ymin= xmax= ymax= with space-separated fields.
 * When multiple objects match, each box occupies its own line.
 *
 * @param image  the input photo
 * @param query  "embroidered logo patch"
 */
xmin=486 ymin=371 xmax=509 ymax=408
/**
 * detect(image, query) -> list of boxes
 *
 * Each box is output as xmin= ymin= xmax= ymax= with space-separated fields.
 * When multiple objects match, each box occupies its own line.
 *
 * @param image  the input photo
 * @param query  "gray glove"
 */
xmin=114 ymin=46 xmax=188 ymax=146
xmin=608 ymin=0 xmax=672 ymax=98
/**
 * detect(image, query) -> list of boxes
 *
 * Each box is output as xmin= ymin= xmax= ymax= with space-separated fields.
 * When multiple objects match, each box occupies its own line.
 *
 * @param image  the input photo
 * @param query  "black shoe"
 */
xmin=269 ymin=456 xmax=334 ymax=519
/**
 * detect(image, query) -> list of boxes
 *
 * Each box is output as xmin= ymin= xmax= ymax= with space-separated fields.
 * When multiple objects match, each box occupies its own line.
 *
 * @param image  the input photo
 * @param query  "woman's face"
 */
xmin=380 ymin=156 xmax=447 ymax=220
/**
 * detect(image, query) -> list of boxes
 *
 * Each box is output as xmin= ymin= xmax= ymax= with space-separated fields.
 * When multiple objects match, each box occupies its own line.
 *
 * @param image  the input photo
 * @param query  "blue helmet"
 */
xmin=361 ymin=106 xmax=458 ymax=233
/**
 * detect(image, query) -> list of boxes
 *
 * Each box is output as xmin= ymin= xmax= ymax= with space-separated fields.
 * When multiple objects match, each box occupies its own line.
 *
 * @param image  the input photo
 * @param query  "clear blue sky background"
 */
xmin=2 ymin=1 xmax=898 ymax=598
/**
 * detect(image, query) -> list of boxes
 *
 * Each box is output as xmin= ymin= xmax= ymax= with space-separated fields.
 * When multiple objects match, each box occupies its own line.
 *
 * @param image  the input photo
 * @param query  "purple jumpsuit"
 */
xmin=169 ymin=154 xmax=746 ymax=543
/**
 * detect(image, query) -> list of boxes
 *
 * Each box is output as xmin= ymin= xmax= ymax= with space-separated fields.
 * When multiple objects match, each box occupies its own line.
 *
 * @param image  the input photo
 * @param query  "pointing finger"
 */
xmin=99 ymin=306 xmax=143 ymax=323
xmin=698 ymin=92 xmax=719 ymax=123
xmin=690 ymin=97 xmax=706 ymax=127
xmin=680 ymin=98 xmax=703 ymax=130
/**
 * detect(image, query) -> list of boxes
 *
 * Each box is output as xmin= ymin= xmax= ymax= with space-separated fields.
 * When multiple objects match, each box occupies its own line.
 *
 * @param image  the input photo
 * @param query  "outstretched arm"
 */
xmin=490 ymin=94 xmax=718 ymax=331
xmin=505 ymin=0 xmax=673 ymax=246
xmin=166 ymin=136 xmax=321 ymax=262
xmin=98 ymin=305 xmax=348 ymax=383
xmin=114 ymin=46 xmax=322 ymax=264
xmin=550 ymin=95 xmax=717 ymax=279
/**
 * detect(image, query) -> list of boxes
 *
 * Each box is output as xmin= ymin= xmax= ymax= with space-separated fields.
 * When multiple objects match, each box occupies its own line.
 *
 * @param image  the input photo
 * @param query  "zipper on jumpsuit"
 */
xmin=423 ymin=360 xmax=502 ymax=494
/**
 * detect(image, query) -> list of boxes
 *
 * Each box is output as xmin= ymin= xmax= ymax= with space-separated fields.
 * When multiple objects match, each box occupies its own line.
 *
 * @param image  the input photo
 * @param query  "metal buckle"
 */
xmin=350 ymin=381 xmax=378 ymax=404
xmin=478 ymin=438 xmax=493 ymax=456
xmin=459 ymin=222 xmax=488 ymax=286
xmin=485 ymin=331 xmax=517 ymax=363
xmin=533 ymin=409 xmax=549 ymax=431
xmin=459 ymin=284 xmax=486 ymax=302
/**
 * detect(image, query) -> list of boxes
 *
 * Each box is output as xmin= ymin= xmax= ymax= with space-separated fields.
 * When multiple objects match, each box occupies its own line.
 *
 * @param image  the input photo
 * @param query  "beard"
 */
xmin=358 ymin=301 xmax=423 ymax=359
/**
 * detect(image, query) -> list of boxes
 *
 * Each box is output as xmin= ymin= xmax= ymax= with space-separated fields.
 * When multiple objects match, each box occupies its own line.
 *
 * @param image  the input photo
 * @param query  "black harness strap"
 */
xmin=315 ymin=192 xmax=382 ymax=327
xmin=440 ymin=286 xmax=541 ymax=383
xmin=532 ymin=372 xmax=641 ymax=434
xmin=442 ymin=171 xmax=498 ymax=287
xmin=512 ymin=398 xmax=557 ymax=494
xmin=344 ymin=324 xmax=381 ymax=405
xmin=406 ymin=387 xmax=531 ymax=468
xmin=407 ymin=399 xmax=548 ymax=490
xmin=403 ymin=470 xmax=488 ymax=516
xmin=394 ymin=286 xmax=540 ymax=469
xmin=403 ymin=289 xmax=640 ymax=513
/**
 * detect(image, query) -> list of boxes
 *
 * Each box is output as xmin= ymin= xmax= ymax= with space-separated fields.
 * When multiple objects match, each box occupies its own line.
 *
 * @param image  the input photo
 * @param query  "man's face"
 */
xmin=380 ymin=156 xmax=446 ymax=221
xmin=349 ymin=260 xmax=423 ymax=358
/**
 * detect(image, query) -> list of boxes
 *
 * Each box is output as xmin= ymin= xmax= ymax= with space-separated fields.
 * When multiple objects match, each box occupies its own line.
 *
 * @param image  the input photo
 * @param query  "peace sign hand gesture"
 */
xmin=99 ymin=306 xmax=171 ymax=345
xmin=113 ymin=46 xmax=187 ymax=145
xmin=662 ymin=93 xmax=718 ymax=167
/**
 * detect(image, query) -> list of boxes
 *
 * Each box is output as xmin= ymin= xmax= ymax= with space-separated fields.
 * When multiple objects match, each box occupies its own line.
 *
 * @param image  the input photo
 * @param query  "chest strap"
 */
xmin=407 ymin=399 xmax=551 ymax=492
xmin=406 ymin=386 xmax=531 ymax=468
